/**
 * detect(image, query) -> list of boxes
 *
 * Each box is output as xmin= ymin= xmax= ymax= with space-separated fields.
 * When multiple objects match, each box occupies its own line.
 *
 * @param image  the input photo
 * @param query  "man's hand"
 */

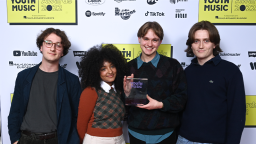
xmin=13 ymin=141 xmax=18 ymax=144
xmin=137 ymin=95 xmax=163 ymax=110
xmin=123 ymin=74 xmax=134 ymax=97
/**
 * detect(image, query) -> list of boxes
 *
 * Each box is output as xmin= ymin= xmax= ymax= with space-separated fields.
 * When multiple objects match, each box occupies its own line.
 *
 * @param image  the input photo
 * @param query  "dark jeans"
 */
xmin=129 ymin=130 xmax=177 ymax=144
xmin=18 ymin=133 xmax=58 ymax=144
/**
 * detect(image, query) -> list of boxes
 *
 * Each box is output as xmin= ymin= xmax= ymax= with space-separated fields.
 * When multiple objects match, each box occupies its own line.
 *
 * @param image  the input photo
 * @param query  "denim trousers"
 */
xmin=18 ymin=133 xmax=58 ymax=144
xmin=176 ymin=135 xmax=212 ymax=144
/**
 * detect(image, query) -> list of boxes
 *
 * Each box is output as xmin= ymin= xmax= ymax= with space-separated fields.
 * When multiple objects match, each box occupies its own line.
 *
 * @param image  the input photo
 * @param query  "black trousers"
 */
xmin=18 ymin=133 xmax=58 ymax=144
xmin=129 ymin=130 xmax=177 ymax=144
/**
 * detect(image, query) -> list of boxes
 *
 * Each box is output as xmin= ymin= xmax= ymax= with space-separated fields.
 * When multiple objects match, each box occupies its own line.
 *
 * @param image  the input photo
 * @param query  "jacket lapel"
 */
xmin=24 ymin=63 xmax=41 ymax=106
xmin=57 ymin=65 xmax=66 ymax=120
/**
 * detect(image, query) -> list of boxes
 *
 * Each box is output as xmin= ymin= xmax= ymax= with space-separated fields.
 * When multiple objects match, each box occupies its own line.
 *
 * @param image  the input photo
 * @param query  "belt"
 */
xmin=22 ymin=130 xmax=57 ymax=140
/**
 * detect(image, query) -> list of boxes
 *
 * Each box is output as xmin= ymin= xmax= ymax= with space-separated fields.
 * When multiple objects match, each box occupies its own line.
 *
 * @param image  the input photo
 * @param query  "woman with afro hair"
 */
xmin=77 ymin=44 xmax=127 ymax=144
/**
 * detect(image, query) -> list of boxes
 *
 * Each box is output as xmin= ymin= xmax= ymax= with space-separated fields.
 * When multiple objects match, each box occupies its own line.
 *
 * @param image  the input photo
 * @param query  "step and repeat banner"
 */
xmin=0 ymin=0 xmax=256 ymax=143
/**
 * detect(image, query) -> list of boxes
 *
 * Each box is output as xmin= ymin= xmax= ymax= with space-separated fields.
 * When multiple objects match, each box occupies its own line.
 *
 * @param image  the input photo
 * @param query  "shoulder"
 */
xmin=159 ymin=54 xmax=182 ymax=67
xmin=127 ymin=58 xmax=137 ymax=66
xmin=61 ymin=67 xmax=79 ymax=81
xmin=219 ymin=59 xmax=242 ymax=77
xmin=81 ymin=87 xmax=98 ymax=98
xmin=16 ymin=64 xmax=39 ymax=80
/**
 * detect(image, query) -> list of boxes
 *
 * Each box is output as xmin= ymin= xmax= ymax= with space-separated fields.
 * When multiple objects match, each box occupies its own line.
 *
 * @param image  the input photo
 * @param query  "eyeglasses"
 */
xmin=44 ymin=40 xmax=63 ymax=50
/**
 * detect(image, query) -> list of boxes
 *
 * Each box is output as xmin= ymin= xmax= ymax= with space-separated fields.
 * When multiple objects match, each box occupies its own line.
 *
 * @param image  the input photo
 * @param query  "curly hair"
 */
xmin=185 ymin=21 xmax=223 ymax=56
xmin=36 ymin=28 xmax=71 ymax=57
xmin=79 ymin=44 xmax=127 ymax=91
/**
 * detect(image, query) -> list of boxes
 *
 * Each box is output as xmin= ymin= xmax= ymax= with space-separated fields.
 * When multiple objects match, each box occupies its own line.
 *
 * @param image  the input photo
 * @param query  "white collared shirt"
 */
xmin=100 ymin=81 xmax=116 ymax=93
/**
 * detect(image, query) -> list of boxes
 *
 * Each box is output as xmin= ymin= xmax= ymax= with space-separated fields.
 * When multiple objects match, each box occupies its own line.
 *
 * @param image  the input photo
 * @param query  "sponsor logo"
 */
xmin=85 ymin=10 xmax=105 ymax=17
xmin=9 ymin=61 xmax=37 ymax=69
xmin=13 ymin=50 xmax=37 ymax=56
xmin=249 ymin=51 xmax=256 ymax=57
xmin=85 ymin=0 xmax=105 ymax=6
xmin=13 ymin=50 xmax=21 ymax=56
xmin=145 ymin=11 xmax=165 ymax=16
xmin=115 ymin=0 xmax=136 ymax=3
xmin=115 ymin=7 xmax=136 ymax=20
xmin=73 ymin=51 xmax=87 ymax=57
xmin=147 ymin=0 xmax=158 ymax=5
xmin=60 ymin=64 xmax=67 ymax=69
xmin=219 ymin=53 xmax=241 ymax=56
xmin=73 ymin=51 xmax=87 ymax=69
xmin=7 ymin=0 xmax=77 ymax=25
xmin=250 ymin=62 xmax=256 ymax=70
xmin=170 ymin=0 xmax=188 ymax=4
xmin=175 ymin=9 xmax=187 ymax=18
xmin=181 ymin=62 xmax=189 ymax=68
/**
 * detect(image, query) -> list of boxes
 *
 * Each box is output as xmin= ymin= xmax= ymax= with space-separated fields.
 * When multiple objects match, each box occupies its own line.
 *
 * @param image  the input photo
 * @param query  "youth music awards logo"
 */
xmin=199 ymin=0 xmax=256 ymax=24
xmin=105 ymin=44 xmax=172 ymax=62
xmin=7 ymin=0 xmax=77 ymax=25
xmin=115 ymin=7 xmax=136 ymax=20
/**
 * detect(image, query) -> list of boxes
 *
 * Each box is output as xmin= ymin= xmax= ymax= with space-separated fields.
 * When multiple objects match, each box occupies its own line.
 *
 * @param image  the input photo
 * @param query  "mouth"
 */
xmin=48 ymin=53 xmax=56 ymax=55
xmin=107 ymin=75 xmax=114 ymax=78
xmin=145 ymin=47 xmax=154 ymax=50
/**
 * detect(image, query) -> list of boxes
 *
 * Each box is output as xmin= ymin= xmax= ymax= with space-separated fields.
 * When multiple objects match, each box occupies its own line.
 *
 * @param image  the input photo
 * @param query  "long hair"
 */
xmin=185 ymin=21 xmax=223 ymax=56
xmin=79 ymin=44 xmax=127 ymax=91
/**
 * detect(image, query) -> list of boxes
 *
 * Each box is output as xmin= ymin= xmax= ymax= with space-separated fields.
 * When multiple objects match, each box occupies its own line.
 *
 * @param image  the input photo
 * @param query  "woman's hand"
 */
xmin=123 ymin=74 xmax=134 ymax=97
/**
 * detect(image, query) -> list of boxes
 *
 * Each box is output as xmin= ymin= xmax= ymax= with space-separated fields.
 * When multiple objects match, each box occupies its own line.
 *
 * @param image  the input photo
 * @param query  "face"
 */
xmin=40 ymin=33 xmax=64 ymax=64
xmin=191 ymin=30 xmax=215 ymax=63
xmin=138 ymin=29 xmax=162 ymax=58
xmin=100 ymin=61 xmax=117 ymax=86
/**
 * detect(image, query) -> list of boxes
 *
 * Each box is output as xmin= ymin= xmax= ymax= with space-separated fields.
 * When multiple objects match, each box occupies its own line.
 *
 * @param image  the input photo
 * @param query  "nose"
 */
xmin=50 ymin=44 xmax=57 ymax=51
xmin=199 ymin=41 xmax=203 ymax=48
xmin=107 ymin=67 xmax=113 ymax=73
xmin=148 ymin=40 xmax=153 ymax=46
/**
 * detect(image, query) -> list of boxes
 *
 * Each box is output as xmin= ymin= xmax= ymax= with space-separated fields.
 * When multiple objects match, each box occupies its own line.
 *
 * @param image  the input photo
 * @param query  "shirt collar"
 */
xmin=191 ymin=54 xmax=222 ymax=66
xmin=100 ymin=81 xmax=116 ymax=93
xmin=137 ymin=52 xmax=160 ymax=69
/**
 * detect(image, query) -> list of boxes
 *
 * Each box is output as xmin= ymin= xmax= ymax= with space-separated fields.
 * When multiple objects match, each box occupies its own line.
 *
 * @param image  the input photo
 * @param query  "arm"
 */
xmin=77 ymin=88 xmax=98 ymax=143
xmin=8 ymin=73 xmax=23 ymax=143
xmin=160 ymin=61 xmax=187 ymax=113
xmin=138 ymin=60 xmax=187 ymax=112
xmin=8 ymin=73 xmax=23 ymax=144
xmin=225 ymin=70 xmax=246 ymax=144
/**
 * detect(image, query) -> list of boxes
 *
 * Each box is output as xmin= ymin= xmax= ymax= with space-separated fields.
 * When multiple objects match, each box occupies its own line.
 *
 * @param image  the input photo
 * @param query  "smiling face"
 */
xmin=40 ymin=33 xmax=63 ymax=64
xmin=191 ymin=29 xmax=216 ymax=65
xmin=138 ymin=29 xmax=162 ymax=61
xmin=100 ymin=61 xmax=117 ymax=86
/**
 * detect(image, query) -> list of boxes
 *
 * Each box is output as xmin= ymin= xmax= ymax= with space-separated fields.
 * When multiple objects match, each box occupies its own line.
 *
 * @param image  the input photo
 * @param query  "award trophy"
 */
xmin=125 ymin=78 xmax=148 ymax=106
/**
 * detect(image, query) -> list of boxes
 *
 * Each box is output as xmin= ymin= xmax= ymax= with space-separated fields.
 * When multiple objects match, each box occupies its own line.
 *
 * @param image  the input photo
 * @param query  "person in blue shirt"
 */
xmin=124 ymin=21 xmax=187 ymax=144
xmin=177 ymin=21 xmax=246 ymax=144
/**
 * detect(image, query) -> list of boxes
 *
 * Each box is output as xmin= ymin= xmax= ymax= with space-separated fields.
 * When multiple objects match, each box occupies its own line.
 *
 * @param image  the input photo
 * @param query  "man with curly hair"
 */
xmin=8 ymin=28 xmax=81 ymax=144
xmin=124 ymin=21 xmax=187 ymax=144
